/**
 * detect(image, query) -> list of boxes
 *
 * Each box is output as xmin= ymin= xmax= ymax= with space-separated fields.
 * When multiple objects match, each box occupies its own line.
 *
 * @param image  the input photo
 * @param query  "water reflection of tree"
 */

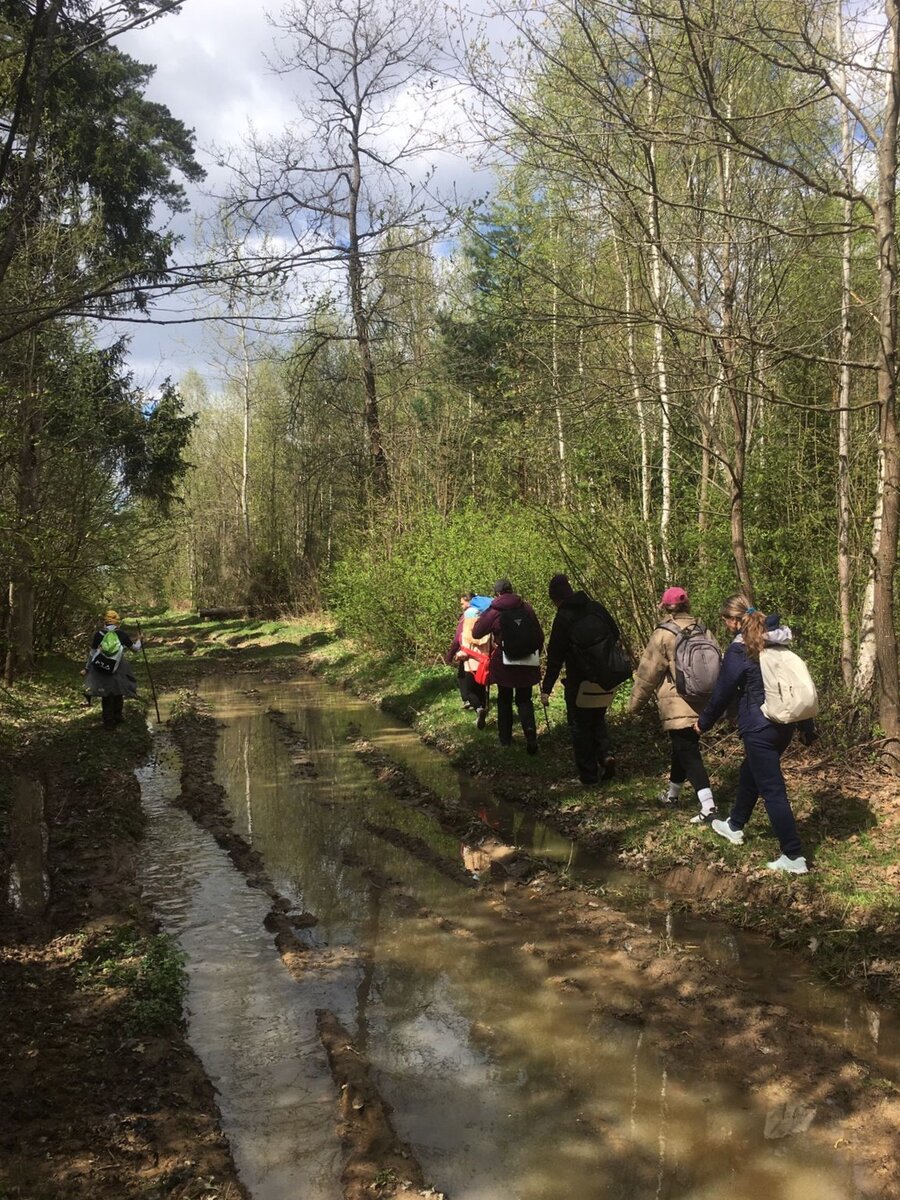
xmin=355 ymin=881 xmax=382 ymax=1054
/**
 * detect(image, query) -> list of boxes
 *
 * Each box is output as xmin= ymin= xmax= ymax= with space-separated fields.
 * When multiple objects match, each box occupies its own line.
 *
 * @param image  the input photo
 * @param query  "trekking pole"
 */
xmin=135 ymin=621 xmax=161 ymax=724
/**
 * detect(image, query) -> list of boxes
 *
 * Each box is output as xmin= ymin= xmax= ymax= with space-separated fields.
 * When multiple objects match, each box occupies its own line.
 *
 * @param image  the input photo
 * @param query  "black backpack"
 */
xmin=570 ymin=609 xmax=632 ymax=689
xmin=498 ymin=605 xmax=542 ymax=660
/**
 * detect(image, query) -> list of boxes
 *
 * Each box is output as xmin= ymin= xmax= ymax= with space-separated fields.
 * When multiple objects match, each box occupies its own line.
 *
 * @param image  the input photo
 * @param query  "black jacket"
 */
xmin=541 ymin=591 xmax=619 ymax=694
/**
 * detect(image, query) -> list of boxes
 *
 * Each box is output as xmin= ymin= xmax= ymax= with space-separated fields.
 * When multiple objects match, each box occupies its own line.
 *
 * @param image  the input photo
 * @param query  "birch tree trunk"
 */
xmin=872 ymin=0 xmax=900 ymax=763
xmin=645 ymin=78 xmax=672 ymax=577
xmin=613 ymin=226 xmax=655 ymax=566
xmin=550 ymin=212 xmax=568 ymax=504
xmin=836 ymin=1 xmax=855 ymax=689
xmin=854 ymin=448 xmax=884 ymax=696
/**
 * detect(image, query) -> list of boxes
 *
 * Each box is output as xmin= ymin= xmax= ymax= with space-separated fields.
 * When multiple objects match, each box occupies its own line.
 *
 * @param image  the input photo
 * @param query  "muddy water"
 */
xmin=137 ymin=738 xmax=344 ymax=1199
xmin=137 ymin=673 xmax=895 ymax=1200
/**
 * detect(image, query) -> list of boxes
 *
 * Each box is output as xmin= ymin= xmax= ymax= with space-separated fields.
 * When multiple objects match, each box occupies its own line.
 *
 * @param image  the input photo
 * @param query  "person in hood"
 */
xmin=82 ymin=608 xmax=143 ymax=729
xmin=628 ymin=586 xmax=720 ymax=824
xmin=540 ymin=573 xmax=619 ymax=785
xmin=446 ymin=591 xmax=492 ymax=728
xmin=694 ymin=593 xmax=812 ymax=874
xmin=472 ymin=579 xmax=544 ymax=753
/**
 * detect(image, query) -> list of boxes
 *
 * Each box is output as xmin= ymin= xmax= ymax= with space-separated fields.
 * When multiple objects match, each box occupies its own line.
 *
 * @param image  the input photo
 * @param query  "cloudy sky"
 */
xmin=111 ymin=0 xmax=497 ymax=392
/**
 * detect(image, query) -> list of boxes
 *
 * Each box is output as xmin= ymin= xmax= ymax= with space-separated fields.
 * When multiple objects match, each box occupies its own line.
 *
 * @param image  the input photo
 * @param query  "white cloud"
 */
xmin=110 ymin=0 xmax=499 ymax=388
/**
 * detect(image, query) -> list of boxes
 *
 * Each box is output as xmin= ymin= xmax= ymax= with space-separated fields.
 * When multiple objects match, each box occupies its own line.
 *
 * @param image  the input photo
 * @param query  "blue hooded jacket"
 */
xmin=697 ymin=626 xmax=794 ymax=737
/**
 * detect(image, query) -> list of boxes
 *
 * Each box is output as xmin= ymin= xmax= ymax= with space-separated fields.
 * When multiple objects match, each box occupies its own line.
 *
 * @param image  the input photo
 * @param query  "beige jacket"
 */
xmin=628 ymin=612 xmax=720 ymax=730
xmin=460 ymin=612 xmax=491 ymax=674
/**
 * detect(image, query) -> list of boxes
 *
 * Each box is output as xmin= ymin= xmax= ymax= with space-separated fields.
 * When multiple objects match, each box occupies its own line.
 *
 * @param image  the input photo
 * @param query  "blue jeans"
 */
xmin=729 ymin=724 xmax=803 ymax=858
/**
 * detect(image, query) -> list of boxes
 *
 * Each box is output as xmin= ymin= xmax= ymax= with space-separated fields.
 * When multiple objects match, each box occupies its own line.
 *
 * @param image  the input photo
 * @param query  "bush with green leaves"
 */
xmin=328 ymin=503 xmax=583 ymax=660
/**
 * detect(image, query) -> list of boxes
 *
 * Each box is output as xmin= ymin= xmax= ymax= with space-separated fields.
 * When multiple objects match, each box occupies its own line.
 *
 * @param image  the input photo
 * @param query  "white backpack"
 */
xmin=759 ymin=646 xmax=819 ymax=724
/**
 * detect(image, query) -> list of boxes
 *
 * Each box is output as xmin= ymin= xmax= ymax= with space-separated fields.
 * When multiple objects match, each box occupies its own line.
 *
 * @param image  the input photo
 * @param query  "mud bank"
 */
xmin=0 ymin=721 xmax=246 ymax=1200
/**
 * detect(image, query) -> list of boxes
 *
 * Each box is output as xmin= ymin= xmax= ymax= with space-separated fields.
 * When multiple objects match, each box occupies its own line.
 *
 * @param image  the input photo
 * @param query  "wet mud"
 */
xmin=316 ymin=1009 xmax=430 ymax=1200
xmin=348 ymin=732 xmax=526 ymax=872
xmin=0 ymin=754 xmax=247 ymax=1200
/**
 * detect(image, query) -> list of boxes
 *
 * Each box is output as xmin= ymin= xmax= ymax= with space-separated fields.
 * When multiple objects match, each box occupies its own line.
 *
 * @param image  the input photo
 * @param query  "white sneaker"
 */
xmin=767 ymin=854 xmax=808 ymax=875
xmin=711 ymin=818 xmax=744 ymax=845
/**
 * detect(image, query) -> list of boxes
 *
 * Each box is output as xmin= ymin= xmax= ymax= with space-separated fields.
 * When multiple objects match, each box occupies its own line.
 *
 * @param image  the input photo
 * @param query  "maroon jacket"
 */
xmin=471 ymin=593 xmax=544 ymax=688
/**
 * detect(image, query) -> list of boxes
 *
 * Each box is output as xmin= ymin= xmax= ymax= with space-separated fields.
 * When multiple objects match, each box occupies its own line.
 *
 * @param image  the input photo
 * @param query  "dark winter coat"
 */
xmin=697 ymin=636 xmax=772 ymax=736
xmin=85 ymin=624 xmax=139 ymax=699
xmin=472 ymin=592 xmax=544 ymax=689
xmin=541 ymin=591 xmax=619 ymax=695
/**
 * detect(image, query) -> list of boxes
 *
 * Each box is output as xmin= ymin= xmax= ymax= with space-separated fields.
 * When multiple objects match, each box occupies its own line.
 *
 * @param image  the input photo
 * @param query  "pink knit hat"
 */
xmin=660 ymin=586 xmax=688 ymax=606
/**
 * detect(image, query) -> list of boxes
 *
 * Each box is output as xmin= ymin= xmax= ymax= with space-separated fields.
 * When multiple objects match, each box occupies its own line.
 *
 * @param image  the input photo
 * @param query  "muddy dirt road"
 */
xmin=137 ymin=670 xmax=899 ymax=1200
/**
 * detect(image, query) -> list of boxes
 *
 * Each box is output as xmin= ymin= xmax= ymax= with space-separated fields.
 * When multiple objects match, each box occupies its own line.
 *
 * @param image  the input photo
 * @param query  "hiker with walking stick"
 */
xmin=82 ymin=608 xmax=147 ymax=730
xmin=540 ymin=574 xmax=629 ymax=787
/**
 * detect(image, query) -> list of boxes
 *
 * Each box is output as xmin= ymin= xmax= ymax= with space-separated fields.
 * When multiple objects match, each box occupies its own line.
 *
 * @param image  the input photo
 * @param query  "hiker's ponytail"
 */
xmin=721 ymin=593 xmax=767 ymax=659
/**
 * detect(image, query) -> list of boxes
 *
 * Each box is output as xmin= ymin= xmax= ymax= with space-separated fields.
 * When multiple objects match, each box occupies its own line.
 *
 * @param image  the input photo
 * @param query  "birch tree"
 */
xmin=227 ymin=0 xmax=444 ymax=499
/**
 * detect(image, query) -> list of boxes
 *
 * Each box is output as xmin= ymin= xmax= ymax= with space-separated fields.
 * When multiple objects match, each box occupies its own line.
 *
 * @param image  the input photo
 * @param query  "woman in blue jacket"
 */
xmin=694 ymin=594 xmax=809 ymax=875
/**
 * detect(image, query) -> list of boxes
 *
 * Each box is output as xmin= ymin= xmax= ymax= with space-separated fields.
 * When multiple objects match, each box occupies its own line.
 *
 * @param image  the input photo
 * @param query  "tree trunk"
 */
xmin=615 ymin=231 xmax=655 ymax=568
xmin=714 ymin=97 xmax=754 ymax=601
xmin=836 ymin=2 xmax=855 ymax=689
xmin=4 ymin=378 xmax=42 ymax=683
xmin=698 ymin=357 xmax=721 ymax=564
xmin=873 ymin=0 xmax=900 ymax=765
xmin=239 ymin=324 xmax=252 ymax=563
xmin=854 ymin=448 xmax=884 ymax=697
xmin=348 ymin=110 xmax=389 ymax=496
xmin=551 ymin=213 xmax=568 ymax=504
xmin=646 ymin=104 xmax=672 ymax=577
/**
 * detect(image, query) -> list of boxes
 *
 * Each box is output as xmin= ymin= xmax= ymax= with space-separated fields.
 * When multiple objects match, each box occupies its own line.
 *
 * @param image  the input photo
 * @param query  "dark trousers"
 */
xmin=495 ymin=685 xmax=536 ymax=745
xmin=730 ymin=725 xmax=802 ymax=858
xmin=457 ymin=665 xmax=486 ymax=710
xmin=564 ymin=680 xmax=610 ymax=784
xmin=101 ymin=695 xmax=124 ymax=726
xmin=668 ymin=727 xmax=711 ymax=792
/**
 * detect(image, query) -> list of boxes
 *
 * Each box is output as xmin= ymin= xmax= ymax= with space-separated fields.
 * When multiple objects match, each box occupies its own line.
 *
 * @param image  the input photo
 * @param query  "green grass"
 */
xmin=76 ymin=924 xmax=187 ymax=1035
xmin=0 ymin=653 xmax=152 ymax=774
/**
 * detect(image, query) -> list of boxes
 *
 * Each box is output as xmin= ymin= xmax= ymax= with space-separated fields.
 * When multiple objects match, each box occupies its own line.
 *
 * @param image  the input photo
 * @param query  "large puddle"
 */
xmin=137 ymin=672 xmax=897 ymax=1200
